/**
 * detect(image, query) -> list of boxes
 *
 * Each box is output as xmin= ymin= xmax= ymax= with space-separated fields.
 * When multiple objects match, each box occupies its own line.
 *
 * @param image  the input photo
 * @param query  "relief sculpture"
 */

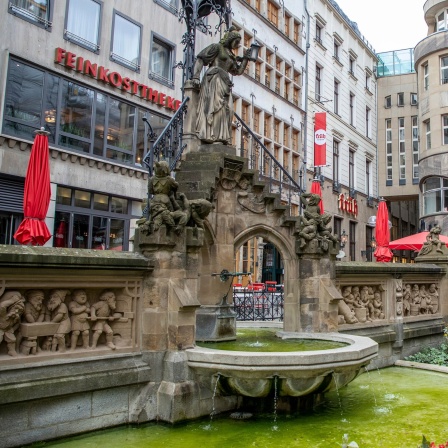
xmin=398 ymin=283 xmax=439 ymax=317
xmin=0 ymin=288 xmax=133 ymax=358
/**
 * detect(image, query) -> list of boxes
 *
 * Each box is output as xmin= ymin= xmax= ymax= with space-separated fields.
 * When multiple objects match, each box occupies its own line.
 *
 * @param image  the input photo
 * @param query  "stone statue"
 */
xmin=21 ymin=290 xmax=47 ymax=355
xmin=0 ymin=290 xmax=25 ymax=356
xmin=192 ymin=26 xmax=252 ymax=144
xmin=419 ymin=225 xmax=445 ymax=255
xmin=47 ymin=290 xmax=71 ymax=353
xmin=427 ymin=283 xmax=439 ymax=313
xmin=90 ymin=290 xmax=117 ymax=350
xmin=298 ymin=192 xmax=338 ymax=250
xmin=69 ymin=290 xmax=91 ymax=350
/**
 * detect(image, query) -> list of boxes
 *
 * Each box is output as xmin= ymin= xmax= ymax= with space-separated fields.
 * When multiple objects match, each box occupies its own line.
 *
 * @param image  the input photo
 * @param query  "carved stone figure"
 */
xmin=69 ymin=290 xmax=91 ymax=350
xmin=0 ymin=290 xmax=25 ymax=356
xmin=403 ymin=283 xmax=411 ymax=316
xmin=427 ymin=283 xmax=439 ymax=313
xmin=192 ymin=26 xmax=252 ymax=144
xmin=298 ymin=193 xmax=338 ymax=250
xmin=372 ymin=291 xmax=384 ymax=319
xmin=47 ymin=290 xmax=71 ymax=353
xmin=21 ymin=290 xmax=47 ymax=355
xmin=419 ymin=225 xmax=445 ymax=255
xmin=91 ymin=290 xmax=117 ymax=350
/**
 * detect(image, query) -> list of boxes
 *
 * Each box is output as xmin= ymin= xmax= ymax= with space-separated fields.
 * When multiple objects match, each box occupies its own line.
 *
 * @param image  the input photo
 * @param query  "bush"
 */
xmin=406 ymin=343 xmax=448 ymax=366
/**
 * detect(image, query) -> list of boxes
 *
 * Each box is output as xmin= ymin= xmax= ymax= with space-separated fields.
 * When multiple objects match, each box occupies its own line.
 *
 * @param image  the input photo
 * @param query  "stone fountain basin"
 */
xmin=186 ymin=332 xmax=378 ymax=398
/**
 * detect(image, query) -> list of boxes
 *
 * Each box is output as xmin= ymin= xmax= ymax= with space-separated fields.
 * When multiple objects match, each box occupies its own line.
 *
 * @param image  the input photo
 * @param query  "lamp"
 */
xmin=340 ymin=230 xmax=347 ymax=248
xmin=249 ymin=41 xmax=261 ymax=62
xmin=370 ymin=236 xmax=377 ymax=249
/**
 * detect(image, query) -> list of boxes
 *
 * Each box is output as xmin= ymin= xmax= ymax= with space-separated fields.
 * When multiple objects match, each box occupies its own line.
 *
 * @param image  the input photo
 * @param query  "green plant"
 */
xmin=419 ymin=435 xmax=448 ymax=447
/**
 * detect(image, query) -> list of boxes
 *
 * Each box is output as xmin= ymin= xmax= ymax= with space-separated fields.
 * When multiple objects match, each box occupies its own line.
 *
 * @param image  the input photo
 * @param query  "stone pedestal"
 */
xmin=195 ymin=305 xmax=236 ymax=341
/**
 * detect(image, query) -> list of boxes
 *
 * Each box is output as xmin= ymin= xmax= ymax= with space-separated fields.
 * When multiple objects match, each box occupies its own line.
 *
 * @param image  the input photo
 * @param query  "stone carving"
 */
xmin=192 ymin=26 xmax=252 ymax=145
xmin=395 ymin=280 xmax=403 ymax=316
xmin=0 ymin=290 xmax=25 ymax=356
xmin=399 ymin=283 xmax=440 ymax=316
xmin=298 ymin=193 xmax=338 ymax=251
xmin=419 ymin=225 xmax=446 ymax=255
xmin=0 ymin=288 xmax=132 ymax=357
xmin=140 ymin=160 xmax=213 ymax=235
xmin=237 ymin=191 xmax=266 ymax=214
xmin=338 ymin=284 xmax=385 ymax=324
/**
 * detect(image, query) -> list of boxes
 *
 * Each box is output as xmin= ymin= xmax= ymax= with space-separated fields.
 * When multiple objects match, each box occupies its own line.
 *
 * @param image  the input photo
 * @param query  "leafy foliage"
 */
xmin=405 ymin=343 xmax=448 ymax=366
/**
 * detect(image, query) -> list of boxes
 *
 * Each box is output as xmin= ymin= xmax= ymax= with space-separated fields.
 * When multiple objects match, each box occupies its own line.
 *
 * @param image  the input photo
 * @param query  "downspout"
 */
xmin=303 ymin=0 xmax=311 ymax=194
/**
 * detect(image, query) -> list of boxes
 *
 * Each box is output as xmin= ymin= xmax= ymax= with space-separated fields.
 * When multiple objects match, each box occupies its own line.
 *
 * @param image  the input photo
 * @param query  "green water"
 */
xmin=196 ymin=328 xmax=347 ymax=352
xmin=34 ymin=367 xmax=448 ymax=447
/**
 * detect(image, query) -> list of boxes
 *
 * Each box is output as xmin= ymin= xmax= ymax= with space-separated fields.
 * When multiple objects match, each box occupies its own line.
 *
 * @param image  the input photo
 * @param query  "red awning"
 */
xmin=374 ymin=200 xmax=393 ymax=262
xmin=390 ymin=231 xmax=448 ymax=251
xmin=14 ymin=129 xmax=51 ymax=246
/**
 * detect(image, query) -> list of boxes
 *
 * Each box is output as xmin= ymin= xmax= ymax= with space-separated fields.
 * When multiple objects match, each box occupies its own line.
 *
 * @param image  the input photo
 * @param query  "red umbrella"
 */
xmin=310 ymin=178 xmax=324 ymax=213
xmin=14 ymin=128 xmax=51 ymax=246
xmin=374 ymin=199 xmax=393 ymax=262
xmin=390 ymin=231 xmax=448 ymax=251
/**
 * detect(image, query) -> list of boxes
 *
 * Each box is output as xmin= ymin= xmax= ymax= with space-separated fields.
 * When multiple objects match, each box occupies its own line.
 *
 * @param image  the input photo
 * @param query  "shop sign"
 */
xmin=338 ymin=193 xmax=358 ymax=217
xmin=54 ymin=47 xmax=181 ymax=111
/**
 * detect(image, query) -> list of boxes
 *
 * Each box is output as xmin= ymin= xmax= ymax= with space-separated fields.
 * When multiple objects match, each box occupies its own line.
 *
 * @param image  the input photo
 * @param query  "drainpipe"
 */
xmin=303 ymin=0 xmax=311 ymax=194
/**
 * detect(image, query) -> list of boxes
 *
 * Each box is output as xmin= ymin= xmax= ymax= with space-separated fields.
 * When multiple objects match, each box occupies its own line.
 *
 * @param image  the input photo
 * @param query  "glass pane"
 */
xmin=67 ymin=0 xmax=100 ymax=48
xmin=107 ymin=98 xmax=135 ymax=152
xmin=93 ymin=193 xmax=108 ymax=211
xmin=424 ymin=191 xmax=441 ymax=214
xmin=58 ymin=135 xmax=90 ymax=153
xmin=93 ymin=93 xmax=106 ymax=157
xmin=3 ymin=120 xmax=37 ymax=140
xmin=444 ymin=190 xmax=448 ymax=211
xmin=0 ymin=213 xmax=22 ymax=245
xmin=443 ymin=178 xmax=448 ymax=188
xmin=56 ymin=186 xmax=72 ymax=205
xmin=111 ymin=197 xmax=128 ymax=214
xmin=109 ymin=219 xmax=125 ymax=251
xmin=11 ymin=0 xmax=49 ymax=21
xmin=53 ymin=211 xmax=70 ymax=248
xmin=72 ymin=214 xmax=89 ymax=249
xmin=91 ymin=216 xmax=108 ymax=250
xmin=424 ymin=177 xmax=441 ymax=191
xmin=106 ymin=148 xmax=133 ymax=164
xmin=43 ymin=73 xmax=59 ymax=144
xmin=4 ymin=61 xmax=44 ymax=131
xmin=151 ymin=39 xmax=172 ymax=80
xmin=113 ymin=14 xmax=140 ymax=64
xmin=74 ymin=190 xmax=91 ymax=208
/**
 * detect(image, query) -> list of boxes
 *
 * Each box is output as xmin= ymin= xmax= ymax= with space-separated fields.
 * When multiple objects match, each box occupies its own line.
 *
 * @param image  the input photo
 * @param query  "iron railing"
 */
xmin=143 ymin=97 xmax=189 ymax=175
xmin=234 ymin=112 xmax=302 ymax=210
xmin=233 ymin=289 xmax=284 ymax=321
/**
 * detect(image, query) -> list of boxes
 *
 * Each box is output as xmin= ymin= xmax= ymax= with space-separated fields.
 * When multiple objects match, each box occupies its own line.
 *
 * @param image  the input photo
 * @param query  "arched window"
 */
xmin=423 ymin=177 xmax=448 ymax=214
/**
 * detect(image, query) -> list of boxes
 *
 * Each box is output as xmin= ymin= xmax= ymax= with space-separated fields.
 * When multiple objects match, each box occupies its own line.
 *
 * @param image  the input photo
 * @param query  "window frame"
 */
xmin=422 ymin=177 xmax=448 ymax=215
xmin=425 ymin=119 xmax=431 ymax=150
xmin=149 ymin=32 xmax=176 ymax=89
xmin=410 ymin=92 xmax=418 ymax=105
xmin=64 ymin=0 xmax=103 ymax=53
xmin=385 ymin=95 xmax=391 ymax=108
xmin=412 ymin=116 xmax=419 ymax=179
xmin=333 ymin=78 xmax=340 ymax=115
xmin=333 ymin=139 xmax=339 ymax=184
xmin=153 ymin=0 xmax=179 ymax=15
xmin=315 ymin=64 xmax=322 ymax=102
xmin=441 ymin=56 xmax=448 ymax=85
xmin=398 ymin=117 xmax=406 ymax=180
xmin=397 ymin=92 xmax=404 ymax=107
xmin=8 ymin=0 xmax=53 ymax=30
xmin=424 ymin=63 xmax=429 ymax=91
xmin=110 ymin=10 xmax=142 ymax=72
xmin=349 ymin=92 xmax=355 ymax=127
xmin=386 ymin=118 xmax=393 ymax=182
xmin=365 ymin=106 xmax=371 ymax=138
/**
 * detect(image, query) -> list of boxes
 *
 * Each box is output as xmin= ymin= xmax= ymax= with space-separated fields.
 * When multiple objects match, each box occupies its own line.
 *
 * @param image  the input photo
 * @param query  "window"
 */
xmin=334 ymin=79 xmax=340 ymax=114
xmin=386 ymin=119 xmax=393 ymax=181
xmin=293 ymin=21 xmax=300 ymax=45
xmin=315 ymin=65 xmax=322 ymax=101
xmin=315 ymin=23 xmax=322 ymax=44
xmin=265 ymin=68 xmax=271 ymax=88
xmin=349 ymin=149 xmax=355 ymax=192
xmin=424 ymin=63 xmax=429 ymax=90
xmin=385 ymin=95 xmax=391 ymax=108
xmin=425 ymin=119 xmax=431 ymax=150
xmin=3 ymin=58 xmax=170 ymax=166
xmin=349 ymin=57 xmax=355 ymax=76
xmin=9 ymin=0 xmax=52 ymax=29
xmin=397 ymin=92 xmax=404 ymax=106
xmin=423 ymin=177 xmax=448 ymax=214
xmin=365 ymin=73 xmax=371 ymax=91
xmin=365 ymin=107 xmax=371 ymax=138
xmin=333 ymin=140 xmax=339 ymax=184
xmin=386 ymin=118 xmax=393 ymax=182
xmin=150 ymin=35 xmax=174 ymax=87
xmin=366 ymin=159 xmax=371 ymax=198
xmin=349 ymin=221 xmax=357 ymax=261
xmin=412 ymin=116 xmax=419 ymax=178
xmin=349 ymin=93 xmax=355 ymax=126
xmin=441 ymin=56 xmax=448 ymax=84
xmin=111 ymin=11 xmax=142 ymax=71
xmin=399 ymin=117 xmax=406 ymax=180
xmin=411 ymin=92 xmax=418 ymax=105
xmin=267 ymin=1 xmax=279 ymax=26
xmin=333 ymin=40 xmax=340 ymax=61
xmin=54 ymin=187 xmax=132 ymax=250
xmin=443 ymin=115 xmax=448 ymax=145
xmin=65 ymin=0 xmax=101 ymax=52
xmin=284 ymin=13 xmax=290 ymax=37
xmin=153 ymin=0 xmax=179 ymax=15
xmin=438 ymin=10 xmax=447 ymax=31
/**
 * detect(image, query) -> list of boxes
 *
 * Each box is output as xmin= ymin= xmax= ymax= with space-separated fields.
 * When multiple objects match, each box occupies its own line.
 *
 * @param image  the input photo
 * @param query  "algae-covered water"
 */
xmin=196 ymin=328 xmax=348 ymax=352
xmin=34 ymin=366 xmax=448 ymax=448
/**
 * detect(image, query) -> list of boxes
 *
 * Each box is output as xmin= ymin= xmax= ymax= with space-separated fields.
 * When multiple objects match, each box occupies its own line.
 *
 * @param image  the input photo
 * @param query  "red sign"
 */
xmin=314 ymin=112 xmax=326 ymax=167
xmin=54 ymin=47 xmax=181 ymax=111
xmin=338 ymin=193 xmax=358 ymax=217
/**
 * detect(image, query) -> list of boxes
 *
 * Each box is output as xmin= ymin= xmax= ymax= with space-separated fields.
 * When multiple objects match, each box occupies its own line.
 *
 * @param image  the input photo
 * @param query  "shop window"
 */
xmin=111 ymin=11 xmax=142 ymax=71
xmin=54 ymin=187 xmax=131 ymax=250
xmin=150 ymin=35 xmax=175 ymax=88
xmin=9 ymin=0 xmax=53 ymax=29
xmin=3 ymin=57 xmax=170 ymax=166
xmin=65 ymin=0 xmax=102 ymax=52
